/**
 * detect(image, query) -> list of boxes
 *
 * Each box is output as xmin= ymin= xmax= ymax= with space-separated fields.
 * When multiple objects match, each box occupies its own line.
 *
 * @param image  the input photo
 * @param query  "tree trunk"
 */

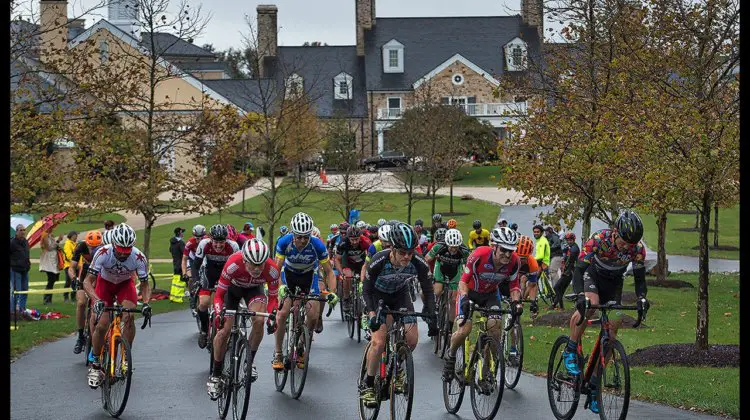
xmin=581 ymin=200 xmax=594 ymax=241
xmin=430 ymin=180 xmax=437 ymax=216
xmin=694 ymin=212 xmax=699 ymax=229
xmin=695 ymin=191 xmax=712 ymax=350
xmin=407 ymin=177 xmax=414 ymax=225
xmin=656 ymin=211 xmax=668 ymax=282
xmin=713 ymin=205 xmax=719 ymax=247
xmin=142 ymin=216 xmax=155 ymax=259
xmin=449 ymin=180 xmax=454 ymax=213
xmin=241 ymin=185 xmax=246 ymax=213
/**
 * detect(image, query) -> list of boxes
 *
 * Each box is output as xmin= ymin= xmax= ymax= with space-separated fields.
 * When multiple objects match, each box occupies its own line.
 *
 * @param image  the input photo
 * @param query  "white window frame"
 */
xmin=333 ymin=72 xmax=353 ymax=100
xmin=504 ymin=37 xmax=528 ymax=71
xmin=100 ymin=39 xmax=109 ymax=64
xmin=386 ymin=96 xmax=402 ymax=119
xmin=285 ymin=73 xmax=304 ymax=98
xmin=382 ymin=39 xmax=404 ymax=73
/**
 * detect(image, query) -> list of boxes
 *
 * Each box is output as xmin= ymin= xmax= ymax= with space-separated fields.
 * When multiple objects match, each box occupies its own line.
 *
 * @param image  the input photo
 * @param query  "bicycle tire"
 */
xmin=598 ymin=340 xmax=630 ymax=420
xmin=208 ymin=312 xmax=217 ymax=374
xmin=274 ymin=312 xmax=292 ymax=392
xmin=83 ymin=306 xmax=92 ymax=366
xmin=389 ymin=343 xmax=415 ymax=420
xmin=442 ymin=340 xmax=466 ymax=414
xmin=503 ymin=317 xmax=524 ymax=389
xmin=546 ymin=335 xmax=580 ymax=420
xmin=217 ymin=335 xmax=233 ymax=420
xmin=355 ymin=294 xmax=363 ymax=343
xmin=439 ymin=297 xmax=452 ymax=360
xmin=433 ymin=294 xmax=445 ymax=355
xmin=347 ymin=294 xmax=356 ymax=339
xmin=290 ymin=326 xmax=311 ymax=399
xmin=469 ymin=335 xmax=504 ymax=420
xmin=150 ymin=272 xmax=157 ymax=291
xmin=233 ymin=338 xmax=252 ymax=420
xmin=337 ymin=278 xmax=345 ymax=322
xmin=358 ymin=341 xmax=381 ymax=420
xmin=101 ymin=335 xmax=133 ymax=418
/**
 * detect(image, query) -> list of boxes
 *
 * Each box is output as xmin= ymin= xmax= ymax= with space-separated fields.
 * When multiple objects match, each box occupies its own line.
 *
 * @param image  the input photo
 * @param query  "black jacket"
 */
xmin=10 ymin=237 xmax=31 ymax=273
xmin=547 ymin=232 xmax=563 ymax=258
xmin=561 ymin=243 xmax=580 ymax=276
xmin=169 ymin=237 xmax=185 ymax=273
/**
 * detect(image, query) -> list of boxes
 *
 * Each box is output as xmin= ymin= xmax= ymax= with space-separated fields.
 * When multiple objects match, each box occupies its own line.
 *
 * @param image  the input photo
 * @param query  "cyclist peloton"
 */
xmin=359 ymin=222 xmax=438 ymax=407
xmin=425 ymin=229 xmax=470 ymax=327
xmin=562 ymin=210 xmax=650 ymax=414
xmin=84 ymin=224 xmax=152 ymax=389
xmin=193 ymin=224 xmax=240 ymax=349
xmin=335 ymin=226 xmax=372 ymax=313
xmin=468 ymin=220 xmax=491 ymax=249
xmin=206 ymin=238 xmax=280 ymax=400
xmin=182 ymin=224 xmax=207 ymax=311
xmin=272 ymin=212 xmax=338 ymax=370
xmin=70 ymin=230 xmax=103 ymax=355
xmin=442 ymin=227 xmax=523 ymax=381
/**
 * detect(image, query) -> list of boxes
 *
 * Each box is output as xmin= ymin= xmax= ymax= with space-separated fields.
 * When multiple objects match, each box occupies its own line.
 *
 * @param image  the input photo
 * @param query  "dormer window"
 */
xmin=334 ymin=72 xmax=353 ymax=100
xmin=286 ymin=73 xmax=303 ymax=97
xmin=382 ymin=39 xmax=404 ymax=73
xmin=100 ymin=39 xmax=109 ymax=64
xmin=504 ymin=37 xmax=528 ymax=71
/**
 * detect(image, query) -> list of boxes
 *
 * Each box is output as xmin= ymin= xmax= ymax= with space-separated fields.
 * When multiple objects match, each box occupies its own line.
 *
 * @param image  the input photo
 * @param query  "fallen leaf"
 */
xmin=644 ymin=370 xmax=655 ymax=375
xmin=530 ymin=336 xmax=536 ymax=341
xmin=724 ymin=312 xmax=732 ymax=316
xmin=680 ymin=312 xmax=686 ymax=317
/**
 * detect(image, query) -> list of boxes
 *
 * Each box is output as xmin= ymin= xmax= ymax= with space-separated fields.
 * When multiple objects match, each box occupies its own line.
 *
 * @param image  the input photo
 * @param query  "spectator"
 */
xmin=546 ymin=226 xmax=564 ymax=286
xmin=39 ymin=225 xmax=63 ymax=305
xmin=533 ymin=224 xmax=551 ymax=272
xmin=10 ymin=224 xmax=31 ymax=314
xmin=169 ymin=227 xmax=186 ymax=302
xmin=62 ymin=231 xmax=78 ymax=302
xmin=237 ymin=221 xmax=255 ymax=247
xmin=550 ymin=232 xmax=580 ymax=310
xmin=103 ymin=220 xmax=115 ymax=231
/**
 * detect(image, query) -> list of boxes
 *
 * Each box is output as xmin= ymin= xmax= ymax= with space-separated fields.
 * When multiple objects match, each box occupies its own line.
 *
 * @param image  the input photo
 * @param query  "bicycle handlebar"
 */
xmin=375 ymin=299 xmax=433 ymax=322
xmin=468 ymin=302 xmax=517 ymax=331
xmin=94 ymin=305 xmax=151 ymax=330
xmin=284 ymin=289 xmax=335 ymax=317
xmin=575 ymin=298 xmax=648 ymax=328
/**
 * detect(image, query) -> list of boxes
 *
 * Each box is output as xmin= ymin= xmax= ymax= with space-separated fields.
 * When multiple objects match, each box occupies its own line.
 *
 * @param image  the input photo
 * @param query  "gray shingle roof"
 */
xmin=139 ymin=32 xmax=215 ymax=58
xmin=363 ymin=16 xmax=541 ymax=91
xmin=172 ymin=60 xmax=231 ymax=73
xmin=11 ymin=57 xmax=87 ymax=113
xmin=275 ymin=46 xmax=367 ymax=118
xmin=202 ymin=78 xmax=278 ymax=113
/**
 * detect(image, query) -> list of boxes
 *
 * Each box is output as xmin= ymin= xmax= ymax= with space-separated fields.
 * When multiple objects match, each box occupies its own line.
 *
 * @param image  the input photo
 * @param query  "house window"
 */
xmin=339 ymin=81 xmax=348 ymax=95
xmin=389 ymin=50 xmax=398 ymax=68
xmin=286 ymin=73 xmax=304 ymax=97
xmin=504 ymin=37 xmax=528 ymax=71
xmin=382 ymin=39 xmax=404 ymax=73
xmin=100 ymin=39 xmax=109 ymax=64
xmin=512 ymin=46 xmax=523 ymax=67
xmin=452 ymin=73 xmax=465 ymax=85
xmin=333 ymin=72 xmax=353 ymax=100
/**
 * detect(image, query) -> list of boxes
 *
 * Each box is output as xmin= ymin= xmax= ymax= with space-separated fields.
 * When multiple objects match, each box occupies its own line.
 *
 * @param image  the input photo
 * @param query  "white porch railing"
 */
xmin=376 ymin=107 xmax=404 ymax=119
xmin=377 ymin=102 xmax=527 ymax=120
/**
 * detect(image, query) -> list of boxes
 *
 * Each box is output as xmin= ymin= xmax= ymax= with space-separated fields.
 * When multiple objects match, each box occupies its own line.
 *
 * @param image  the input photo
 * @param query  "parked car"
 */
xmin=360 ymin=150 xmax=410 ymax=171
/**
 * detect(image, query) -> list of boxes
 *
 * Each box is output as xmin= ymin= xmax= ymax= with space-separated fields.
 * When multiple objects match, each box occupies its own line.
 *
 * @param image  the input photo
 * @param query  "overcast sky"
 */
xmin=15 ymin=0 xmax=561 ymax=50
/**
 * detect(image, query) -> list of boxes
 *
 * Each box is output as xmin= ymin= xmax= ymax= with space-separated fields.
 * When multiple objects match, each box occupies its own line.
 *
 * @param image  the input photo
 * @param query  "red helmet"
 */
xmin=226 ymin=224 xmax=238 ymax=241
xmin=564 ymin=232 xmax=576 ymax=241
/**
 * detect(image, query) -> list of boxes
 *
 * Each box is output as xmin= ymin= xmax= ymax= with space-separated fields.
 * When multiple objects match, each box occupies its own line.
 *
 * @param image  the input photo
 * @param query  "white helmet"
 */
xmin=290 ymin=212 xmax=314 ymax=235
xmin=490 ymin=227 xmax=518 ymax=250
xmin=355 ymin=220 xmax=367 ymax=229
xmin=102 ymin=229 xmax=113 ymax=246
xmin=312 ymin=226 xmax=321 ymax=239
xmin=192 ymin=224 xmax=206 ymax=236
xmin=445 ymin=229 xmax=463 ymax=247
xmin=377 ymin=218 xmax=387 ymax=227
xmin=377 ymin=224 xmax=392 ymax=242
xmin=111 ymin=223 xmax=136 ymax=248
xmin=242 ymin=238 xmax=270 ymax=265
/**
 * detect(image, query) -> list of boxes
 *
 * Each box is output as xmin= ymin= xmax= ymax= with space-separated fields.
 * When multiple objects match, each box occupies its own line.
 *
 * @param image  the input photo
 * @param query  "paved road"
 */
xmin=11 ymin=308 xmax=721 ymax=420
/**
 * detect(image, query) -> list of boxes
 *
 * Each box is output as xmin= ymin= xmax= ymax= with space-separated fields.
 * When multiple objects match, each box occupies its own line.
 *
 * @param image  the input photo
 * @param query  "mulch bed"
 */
xmin=690 ymin=245 xmax=740 ymax=251
xmin=629 ymin=343 xmax=740 ymax=368
xmin=533 ymin=301 xmax=648 ymax=329
xmin=647 ymin=279 xmax=695 ymax=288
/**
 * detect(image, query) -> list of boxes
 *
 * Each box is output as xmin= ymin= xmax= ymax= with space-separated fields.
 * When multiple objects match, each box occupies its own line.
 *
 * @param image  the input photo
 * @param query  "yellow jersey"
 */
xmin=468 ymin=229 xmax=491 ymax=249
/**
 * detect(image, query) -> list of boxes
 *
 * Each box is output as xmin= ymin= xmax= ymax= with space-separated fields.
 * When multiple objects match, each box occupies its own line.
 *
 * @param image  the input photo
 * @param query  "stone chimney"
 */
xmin=355 ymin=0 xmax=376 ymax=56
xmin=39 ymin=0 xmax=69 ymax=64
xmin=521 ymin=0 xmax=544 ymax=42
xmin=257 ymin=4 xmax=278 ymax=78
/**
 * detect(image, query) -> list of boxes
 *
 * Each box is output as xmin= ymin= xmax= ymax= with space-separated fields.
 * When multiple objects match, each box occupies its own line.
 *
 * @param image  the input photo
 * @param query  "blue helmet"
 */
xmin=390 ymin=222 xmax=418 ymax=251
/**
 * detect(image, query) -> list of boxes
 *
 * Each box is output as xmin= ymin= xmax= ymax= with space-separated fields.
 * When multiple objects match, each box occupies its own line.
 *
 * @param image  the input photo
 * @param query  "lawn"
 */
xmin=452 ymin=164 xmax=504 ymax=187
xmin=515 ymin=272 xmax=739 ymax=418
xmin=639 ymin=206 xmax=739 ymax=260
xmin=136 ymin=188 xmax=503 ymax=259
xmin=27 ymin=212 xmax=126 ymax=258
xmin=10 ymin=262 xmax=185 ymax=360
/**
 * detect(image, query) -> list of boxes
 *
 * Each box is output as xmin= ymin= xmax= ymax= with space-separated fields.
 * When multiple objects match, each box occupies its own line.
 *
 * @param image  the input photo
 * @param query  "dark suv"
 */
xmin=361 ymin=150 xmax=409 ymax=171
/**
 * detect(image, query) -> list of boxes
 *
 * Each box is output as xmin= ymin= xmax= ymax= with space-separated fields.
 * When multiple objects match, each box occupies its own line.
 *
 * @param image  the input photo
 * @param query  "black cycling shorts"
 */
xmin=284 ymin=270 xmax=316 ymax=295
xmin=583 ymin=269 xmax=624 ymax=304
xmin=369 ymin=289 xmax=416 ymax=325
xmin=199 ymin=266 xmax=219 ymax=292
xmin=457 ymin=289 xmax=502 ymax=320
xmin=223 ymin=285 xmax=267 ymax=311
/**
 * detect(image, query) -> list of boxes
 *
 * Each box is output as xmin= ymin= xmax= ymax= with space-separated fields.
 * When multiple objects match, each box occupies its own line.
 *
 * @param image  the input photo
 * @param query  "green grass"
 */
xmin=452 ymin=164 xmax=504 ymax=187
xmin=28 ymin=212 xmax=126 ymax=258
xmin=514 ymin=272 xmax=739 ymax=418
xmin=136 ymin=188 xmax=502 ymax=259
xmin=10 ymin=262 xmax=185 ymax=360
xmin=639 ymin=206 xmax=739 ymax=260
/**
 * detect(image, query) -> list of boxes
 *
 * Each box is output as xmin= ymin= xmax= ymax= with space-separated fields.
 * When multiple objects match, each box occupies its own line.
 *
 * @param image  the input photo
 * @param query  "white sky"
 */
xmin=14 ymin=0 xmax=563 ymax=50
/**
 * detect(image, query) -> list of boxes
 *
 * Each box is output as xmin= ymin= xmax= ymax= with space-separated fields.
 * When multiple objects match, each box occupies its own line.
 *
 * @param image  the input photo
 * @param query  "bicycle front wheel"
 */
xmin=503 ymin=317 xmax=524 ymax=389
xmin=217 ymin=336 xmax=233 ymax=419
xmin=358 ymin=341 xmax=381 ymax=420
xmin=469 ymin=336 xmax=504 ymax=420
xmin=290 ymin=326 xmax=311 ymax=399
xmin=83 ymin=308 xmax=92 ymax=366
xmin=233 ymin=338 xmax=252 ymax=420
xmin=389 ymin=343 xmax=415 ymax=420
xmin=442 ymin=340 xmax=466 ymax=414
xmin=101 ymin=335 xmax=133 ymax=418
xmin=347 ymin=299 xmax=356 ymax=339
xmin=546 ymin=335 xmax=580 ymax=420
xmin=355 ymin=293 xmax=363 ymax=343
xmin=433 ymin=294 xmax=445 ymax=355
xmin=337 ymin=278 xmax=345 ymax=322
xmin=274 ymin=315 xmax=291 ymax=392
xmin=598 ymin=340 xmax=631 ymax=420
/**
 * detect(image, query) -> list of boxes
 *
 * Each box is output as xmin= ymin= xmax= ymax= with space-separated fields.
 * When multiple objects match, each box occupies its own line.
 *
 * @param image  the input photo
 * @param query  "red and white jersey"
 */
xmin=183 ymin=235 xmax=205 ymax=260
xmin=89 ymin=244 xmax=149 ymax=285
xmin=460 ymin=246 xmax=520 ymax=294
xmin=218 ymin=253 xmax=280 ymax=293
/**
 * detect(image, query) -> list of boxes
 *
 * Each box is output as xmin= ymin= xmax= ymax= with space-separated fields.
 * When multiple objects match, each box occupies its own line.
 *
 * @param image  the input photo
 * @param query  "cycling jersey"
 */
xmin=535 ymin=235 xmax=551 ymax=266
xmin=192 ymin=238 xmax=240 ymax=288
xmin=335 ymin=235 xmax=371 ymax=270
xmin=366 ymin=240 xmax=384 ymax=261
xmin=88 ymin=244 xmax=149 ymax=285
xmin=214 ymin=252 xmax=280 ymax=314
xmin=72 ymin=242 xmax=100 ymax=276
xmin=518 ymin=255 xmax=540 ymax=283
xmin=326 ymin=234 xmax=343 ymax=256
xmin=427 ymin=243 xmax=470 ymax=278
xmin=275 ymin=234 xmax=329 ymax=274
xmin=183 ymin=235 xmax=205 ymax=265
xmin=363 ymin=249 xmax=435 ymax=315
xmin=461 ymin=246 xmax=520 ymax=294
xmin=468 ymin=229 xmax=491 ymax=249
xmin=574 ymin=228 xmax=647 ymax=299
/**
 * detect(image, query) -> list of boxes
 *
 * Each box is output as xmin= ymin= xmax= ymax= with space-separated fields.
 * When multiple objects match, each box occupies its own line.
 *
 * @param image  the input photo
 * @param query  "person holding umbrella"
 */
xmin=10 ymin=224 xmax=31 ymax=315
xmin=39 ymin=224 xmax=63 ymax=305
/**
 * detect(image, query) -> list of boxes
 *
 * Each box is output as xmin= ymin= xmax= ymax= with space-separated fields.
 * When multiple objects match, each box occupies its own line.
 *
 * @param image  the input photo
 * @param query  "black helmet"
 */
xmin=390 ymin=222 xmax=418 ymax=250
xmin=432 ymin=213 xmax=442 ymax=222
xmin=615 ymin=210 xmax=644 ymax=244
xmin=346 ymin=226 xmax=362 ymax=238
xmin=367 ymin=224 xmax=379 ymax=234
xmin=472 ymin=220 xmax=481 ymax=229
xmin=210 ymin=224 xmax=228 ymax=241
xmin=510 ymin=222 xmax=518 ymax=231
xmin=414 ymin=219 xmax=424 ymax=227
xmin=434 ymin=228 xmax=447 ymax=242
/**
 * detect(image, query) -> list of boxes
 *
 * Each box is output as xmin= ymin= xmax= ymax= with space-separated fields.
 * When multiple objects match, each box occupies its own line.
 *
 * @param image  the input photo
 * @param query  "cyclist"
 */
xmin=361 ymin=224 xmax=393 ymax=280
xmin=193 ymin=224 xmax=240 ymax=349
xmin=366 ymin=224 xmax=379 ymax=243
xmin=356 ymin=220 xmax=367 ymax=231
xmin=327 ymin=221 xmax=348 ymax=257
xmin=496 ymin=218 xmax=508 ymax=228
xmin=550 ymin=232 xmax=580 ymax=310
xmin=359 ymin=222 xmax=438 ymax=407
xmin=561 ymin=211 xmax=649 ymax=414
xmin=446 ymin=219 xmax=458 ymax=230
xmin=327 ymin=223 xmax=339 ymax=241
xmin=413 ymin=219 xmax=429 ymax=254
xmin=207 ymin=238 xmax=280 ymax=400
xmin=442 ymin=227 xmax=522 ymax=381
xmin=237 ymin=221 xmax=255 ymax=247
xmin=272 ymin=212 xmax=338 ymax=370
xmin=425 ymin=229 xmax=469 ymax=327
xmin=430 ymin=213 xmax=446 ymax=239
xmin=509 ymin=222 xmax=518 ymax=232
xmin=516 ymin=235 xmax=541 ymax=318
xmin=335 ymin=226 xmax=372 ymax=314
xmin=69 ymin=230 xmax=103 ymax=355
xmin=377 ymin=218 xmax=387 ymax=227
xmin=84 ymin=224 xmax=152 ymax=389
xmin=182 ymin=224 xmax=207 ymax=312
xmin=279 ymin=225 xmax=289 ymax=236
xmin=468 ymin=220 xmax=490 ymax=249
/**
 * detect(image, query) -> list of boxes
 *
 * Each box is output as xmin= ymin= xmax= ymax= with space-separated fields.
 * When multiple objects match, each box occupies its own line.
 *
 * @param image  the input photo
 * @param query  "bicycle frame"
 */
xmin=95 ymin=306 xmax=147 ymax=375
xmin=461 ymin=303 xmax=516 ymax=382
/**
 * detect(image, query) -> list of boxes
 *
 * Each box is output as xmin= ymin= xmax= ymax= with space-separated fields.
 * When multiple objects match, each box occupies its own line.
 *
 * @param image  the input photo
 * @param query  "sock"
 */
xmin=366 ymin=375 xmax=375 ymax=387
xmin=213 ymin=360 xmax=223 ymax=375
xmin=250 ymin=349 xmax=258 ymax=364
xmin=566 ymin=339 xmax=578 ymax=352
xmin=199 ymin=310 xmax=209 ymax=333
xmin=78 ymin=329 xmax=84 ymax=339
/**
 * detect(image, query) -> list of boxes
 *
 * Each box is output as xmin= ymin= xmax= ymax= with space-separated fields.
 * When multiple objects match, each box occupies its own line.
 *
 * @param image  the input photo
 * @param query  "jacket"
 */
xmin=38 ymin=232 xmax=60 ymax=274
xmin=10 ymin=237 xmax=31 ymax=272
xmin=170 ymin=236 xmax=185 ymax=272
xmin=547 ymin=232 xmax=563 ymax=258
